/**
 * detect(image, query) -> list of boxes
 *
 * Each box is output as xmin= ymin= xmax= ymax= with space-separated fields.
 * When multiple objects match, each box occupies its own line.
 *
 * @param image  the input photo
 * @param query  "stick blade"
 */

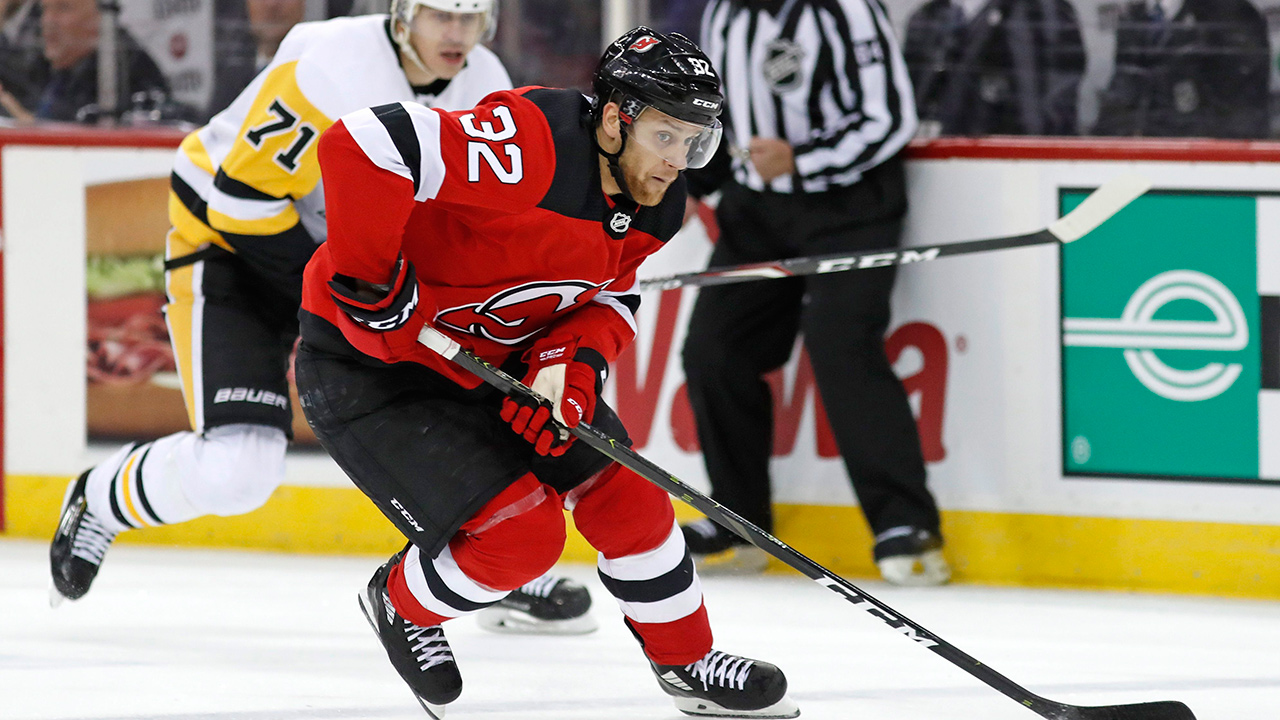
xmin=1063 ymin=700 xmax=1197 ymax=720
xmin=1048 ymin=173 xmax=1152 ymax=243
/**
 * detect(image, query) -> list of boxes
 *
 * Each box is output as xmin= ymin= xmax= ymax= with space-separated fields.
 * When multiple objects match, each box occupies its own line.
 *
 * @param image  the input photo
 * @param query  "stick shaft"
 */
xmin=639 ymin=230 xmax=1049 ymax=291
xmin=418 ymin=326 xmax=1190 ymax=720
xmin=641 ymin=172 xmax=1152 ymax=291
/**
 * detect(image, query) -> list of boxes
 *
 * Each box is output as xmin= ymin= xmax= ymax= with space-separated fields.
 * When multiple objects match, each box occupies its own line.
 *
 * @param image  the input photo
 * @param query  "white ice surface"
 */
xmin=2 ymin=538 xmax=1277 ymax=720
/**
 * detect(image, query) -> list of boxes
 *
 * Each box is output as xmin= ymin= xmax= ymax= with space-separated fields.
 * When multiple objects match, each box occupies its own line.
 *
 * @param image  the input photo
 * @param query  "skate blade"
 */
xmin=877 ymin=549 xmax=951 ymax=587
xmin=672 ymin=694 xmax=800 ymax=718
xmin=49 ymin=582 xmax=68 ymax=609
xmin=357 ymin=592 xmax=378 ymax=633
xmin=475 ymin=606 xmax=599 ymax=635
xmin=415 ymin=695 xmax=446 ymax=719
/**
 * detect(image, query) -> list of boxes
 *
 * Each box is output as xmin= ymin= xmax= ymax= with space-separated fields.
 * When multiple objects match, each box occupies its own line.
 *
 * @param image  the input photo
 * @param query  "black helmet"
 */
xmin=593 ymin=26 xmax=724 ymax=128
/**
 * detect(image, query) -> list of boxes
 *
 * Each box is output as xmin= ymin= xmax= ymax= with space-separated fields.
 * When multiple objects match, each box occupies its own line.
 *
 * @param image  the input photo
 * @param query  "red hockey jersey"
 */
xmin=300 ymin=87 xmax=686 ymax=388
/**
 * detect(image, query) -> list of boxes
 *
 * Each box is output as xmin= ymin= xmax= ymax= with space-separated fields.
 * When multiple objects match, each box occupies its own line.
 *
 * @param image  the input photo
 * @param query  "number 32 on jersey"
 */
xmin=460 ymin=105 xmax=523 ymax=184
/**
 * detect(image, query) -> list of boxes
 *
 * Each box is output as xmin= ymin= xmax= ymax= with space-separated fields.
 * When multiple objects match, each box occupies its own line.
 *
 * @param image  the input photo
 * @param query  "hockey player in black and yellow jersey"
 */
xmin=51 ymin=0 xmax=598 ymax=635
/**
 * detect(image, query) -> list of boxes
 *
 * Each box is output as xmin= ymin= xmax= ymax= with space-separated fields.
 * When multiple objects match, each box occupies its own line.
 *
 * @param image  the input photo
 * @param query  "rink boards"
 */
xmin=2 ymin=130 xmax=1279 ymax=599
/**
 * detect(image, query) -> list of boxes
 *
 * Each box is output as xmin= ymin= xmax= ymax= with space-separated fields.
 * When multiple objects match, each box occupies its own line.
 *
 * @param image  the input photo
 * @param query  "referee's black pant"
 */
xmin=681 ymin=155 xmax=941 ymax=540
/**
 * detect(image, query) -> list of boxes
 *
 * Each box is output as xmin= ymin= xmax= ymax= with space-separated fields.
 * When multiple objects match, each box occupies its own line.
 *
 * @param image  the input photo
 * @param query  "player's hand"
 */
xmin=747 ymin=137 xmax=795 ymax=182
xmin=328 ymin=255 xmax=434 ymax=362
xmin=501 ymin=336 xmax=605 ymax=456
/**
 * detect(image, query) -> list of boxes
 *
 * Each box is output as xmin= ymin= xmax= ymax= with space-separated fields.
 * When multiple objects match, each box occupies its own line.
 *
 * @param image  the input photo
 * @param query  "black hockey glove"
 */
xmin=328 ymin=255 xmax=434 ymax=363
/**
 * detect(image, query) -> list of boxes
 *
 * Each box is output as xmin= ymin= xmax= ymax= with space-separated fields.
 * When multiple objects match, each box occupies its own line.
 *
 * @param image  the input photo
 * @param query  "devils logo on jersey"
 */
xmin=435 ymin=280 xmax=607 ymax=345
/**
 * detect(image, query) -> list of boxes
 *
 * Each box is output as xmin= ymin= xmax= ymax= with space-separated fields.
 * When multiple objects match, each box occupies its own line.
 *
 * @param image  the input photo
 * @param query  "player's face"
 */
xmin=619 ymin=109 xmax=715 ymax=206
xmin=408 ymin=8 xmax=486 ymax=80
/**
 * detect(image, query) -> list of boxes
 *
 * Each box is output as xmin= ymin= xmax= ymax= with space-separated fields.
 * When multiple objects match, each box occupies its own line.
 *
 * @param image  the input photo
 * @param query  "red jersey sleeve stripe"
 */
xmin=593 ymin=284 xmax=640 ymax=336
xmin=342 ymin=106 xmax=417 ymax=186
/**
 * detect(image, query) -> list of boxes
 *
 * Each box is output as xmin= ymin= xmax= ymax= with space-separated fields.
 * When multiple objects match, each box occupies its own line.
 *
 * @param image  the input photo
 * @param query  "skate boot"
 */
xmin=50 ymin=470 xmax=120 ymax=605
xmin=873 ymin=526 xmax=950 ymax=587
xmin=651 ymin=647 xmax=799 ymax=718
xmin=682 ymin=519 xmax=769 ymax=576
xmin=476 ymin=572 xmax=597 ymax=635
xmin=358 ymin=551 xmax=462 ymax=718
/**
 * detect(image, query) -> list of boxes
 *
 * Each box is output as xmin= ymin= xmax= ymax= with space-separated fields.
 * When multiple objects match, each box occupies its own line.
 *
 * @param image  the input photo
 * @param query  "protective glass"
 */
xmin=624 ymin=107 xmax=723 ymax=170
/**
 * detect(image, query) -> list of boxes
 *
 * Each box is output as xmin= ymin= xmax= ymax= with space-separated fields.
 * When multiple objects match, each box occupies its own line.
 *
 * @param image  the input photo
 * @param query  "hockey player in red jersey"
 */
xmin=294 ymin=27 xmax=799 ymax=719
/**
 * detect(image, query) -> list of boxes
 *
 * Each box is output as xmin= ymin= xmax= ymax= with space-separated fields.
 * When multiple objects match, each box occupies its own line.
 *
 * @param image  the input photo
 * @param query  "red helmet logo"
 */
xmin=629 ymin=36 xmax=660 ymax=53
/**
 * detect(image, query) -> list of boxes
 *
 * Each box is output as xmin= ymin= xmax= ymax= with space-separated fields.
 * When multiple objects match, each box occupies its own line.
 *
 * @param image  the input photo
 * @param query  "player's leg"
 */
xmin=51 ymin=233 xmax=293 ymax=603
xmin=294 ymin=343 xmax=581 ymax=714
xmin=562 ymin=428 xmax=798 ymax=718
xmin=680 ymin=184 xmax=804 ymax=574
xmin=355 ymin=474 xmax=567 ymax=716
xmin=50 ymin=424 xmax=288 ymax=602
xmin=797 ymin=159 xmax=949 ymax=586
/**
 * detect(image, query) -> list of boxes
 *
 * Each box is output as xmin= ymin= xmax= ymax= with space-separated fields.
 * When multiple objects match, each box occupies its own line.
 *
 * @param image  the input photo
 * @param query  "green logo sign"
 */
xmin=1064 ymin=269 xmax=1248 ymax=401
xmin=1061 ymin=192 xmax=1260 ymax=480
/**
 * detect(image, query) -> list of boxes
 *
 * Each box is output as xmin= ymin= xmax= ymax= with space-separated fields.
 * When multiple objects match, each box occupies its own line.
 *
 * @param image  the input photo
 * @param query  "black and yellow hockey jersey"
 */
xmin=167 ymin=14 xmax=512 ymax=298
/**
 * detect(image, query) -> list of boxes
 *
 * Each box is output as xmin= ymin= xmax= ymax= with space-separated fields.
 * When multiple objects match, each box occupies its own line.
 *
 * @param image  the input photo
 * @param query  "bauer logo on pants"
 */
xmin=1060 ymin=190 xmax=1266 ymax=482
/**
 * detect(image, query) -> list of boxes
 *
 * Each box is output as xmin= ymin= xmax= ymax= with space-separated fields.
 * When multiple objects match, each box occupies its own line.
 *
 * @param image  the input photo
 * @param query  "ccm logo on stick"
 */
xmin=816 ymin=247 xmax=942 ymax=273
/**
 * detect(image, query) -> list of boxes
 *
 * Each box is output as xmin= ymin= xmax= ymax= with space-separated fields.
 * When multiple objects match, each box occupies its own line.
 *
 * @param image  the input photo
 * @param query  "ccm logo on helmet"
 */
xmin=630 ymin=36 xmax=660 ymax=52
xmin=692 ymin=98 xmax=719 ymax=110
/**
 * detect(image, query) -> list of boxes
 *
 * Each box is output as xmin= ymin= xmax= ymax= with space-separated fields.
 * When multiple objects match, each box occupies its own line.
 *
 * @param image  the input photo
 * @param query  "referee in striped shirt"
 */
xmin=679 ymin=0 xmax=951 ymax=586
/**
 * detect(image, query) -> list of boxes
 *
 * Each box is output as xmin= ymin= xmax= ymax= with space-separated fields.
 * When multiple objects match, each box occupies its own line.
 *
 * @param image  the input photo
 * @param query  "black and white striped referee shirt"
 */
xmin=699 ymin=0 xmax=918 ymax=193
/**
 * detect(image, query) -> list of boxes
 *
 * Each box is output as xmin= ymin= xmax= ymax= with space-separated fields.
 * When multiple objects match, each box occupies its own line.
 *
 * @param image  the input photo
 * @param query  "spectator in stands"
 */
xmin=903 ymin=0 xmax=1086 ymax=137
xmin=1094 ymin=0 xmax=1270 ymax=139
xmin=0 ymin=0 xmax=45 ymax=119
xmin=246 ymin=0 xmax=306 ymax=72
xmin=33 ymin=0 xmax=172 ymax=122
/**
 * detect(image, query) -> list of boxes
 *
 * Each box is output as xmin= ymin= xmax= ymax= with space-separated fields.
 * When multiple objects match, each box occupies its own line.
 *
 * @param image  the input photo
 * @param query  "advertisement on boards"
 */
xmin=1061 ymin=190 xmax=1273 ymax=483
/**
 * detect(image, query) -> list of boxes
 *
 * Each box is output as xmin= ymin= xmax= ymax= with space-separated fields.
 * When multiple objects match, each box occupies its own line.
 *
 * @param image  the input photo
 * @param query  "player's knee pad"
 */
xmin=185 ymin=424 xmax=288 ymax=516
xmin=568 ymin=464 xmax=674 ymax=558
xmin=450 ymin=473 xmax=566 ymax=591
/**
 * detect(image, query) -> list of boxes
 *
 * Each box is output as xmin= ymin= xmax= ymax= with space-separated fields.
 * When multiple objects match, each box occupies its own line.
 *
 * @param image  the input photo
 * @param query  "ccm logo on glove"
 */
xmin=501 ymin=337 xmax=607 ymax=456
xmin=327 ymin=255 xmax=436 ymax=364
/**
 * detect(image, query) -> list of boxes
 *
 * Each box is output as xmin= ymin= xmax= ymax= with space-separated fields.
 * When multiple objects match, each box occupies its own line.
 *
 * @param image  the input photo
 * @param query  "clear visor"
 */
xmin=623 ymin=107 xmax=723 ymax=170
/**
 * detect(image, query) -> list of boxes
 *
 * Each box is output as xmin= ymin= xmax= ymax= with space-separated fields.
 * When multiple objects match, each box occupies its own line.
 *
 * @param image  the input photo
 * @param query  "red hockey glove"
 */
xmin=500 ymin=336 xmax=608 ymax=456
xmin=328 ymin=255 xmax=434 ymax=363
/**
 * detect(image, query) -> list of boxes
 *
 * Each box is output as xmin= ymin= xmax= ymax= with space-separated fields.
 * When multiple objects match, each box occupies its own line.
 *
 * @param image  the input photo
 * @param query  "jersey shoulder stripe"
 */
xmin=341 ymin=102 xmax=445 ymax=202
xmin=371 ymin=103 xmax=422 ymax=193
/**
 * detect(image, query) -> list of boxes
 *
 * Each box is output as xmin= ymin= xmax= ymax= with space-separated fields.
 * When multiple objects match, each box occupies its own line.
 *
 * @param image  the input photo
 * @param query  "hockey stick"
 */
xmin=417 ymin=323 xmax=1195 ymax=720
xmin=640 ymin=173 xmax=1152 ymax=291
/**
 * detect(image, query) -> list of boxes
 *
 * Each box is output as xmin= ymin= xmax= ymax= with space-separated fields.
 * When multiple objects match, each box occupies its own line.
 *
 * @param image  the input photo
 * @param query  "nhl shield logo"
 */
xmin=609 ymin=210 xmax=633 ymax=234
xmin=763 ymin=39 xmax=805 ymax=94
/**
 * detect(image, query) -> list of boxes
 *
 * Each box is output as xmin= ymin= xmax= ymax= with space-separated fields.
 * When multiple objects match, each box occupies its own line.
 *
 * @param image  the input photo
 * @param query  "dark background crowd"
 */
xmin=1 ymin=0 xmax=1278 ymax=139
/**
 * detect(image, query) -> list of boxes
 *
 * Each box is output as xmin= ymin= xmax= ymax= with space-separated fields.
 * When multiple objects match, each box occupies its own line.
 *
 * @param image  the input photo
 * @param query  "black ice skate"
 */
xmin=475 ymin=573 xmax=597 ymax=635
xmin=651 ymin=648 xmax=799 ymax=718
xmin=873 ymin=526 xmax=950 ymax=587
xmin=358 ymin=552 xmax=462 ymax=718
xmin=49 ymin=470 xmax=119 ymax=606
